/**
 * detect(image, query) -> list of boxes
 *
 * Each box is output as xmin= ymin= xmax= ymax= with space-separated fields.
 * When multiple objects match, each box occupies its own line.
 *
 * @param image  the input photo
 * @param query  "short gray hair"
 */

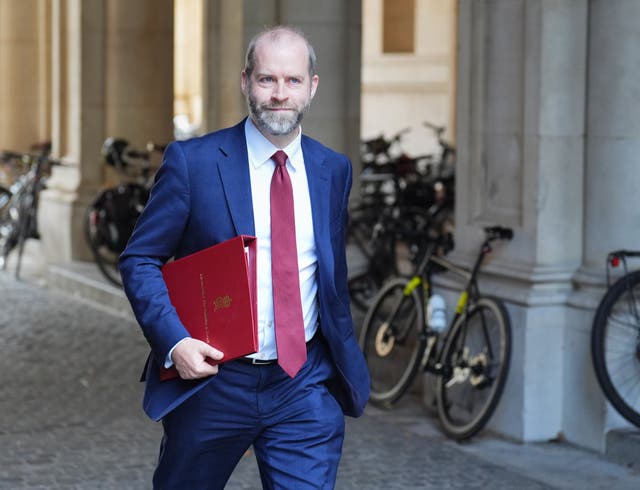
xmin=244 ymin=25 xmax=317 ymax=79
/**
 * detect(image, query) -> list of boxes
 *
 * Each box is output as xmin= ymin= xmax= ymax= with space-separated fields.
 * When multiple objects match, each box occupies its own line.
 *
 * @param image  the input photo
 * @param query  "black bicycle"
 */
xmin=360 ymin=226 xmax=513 ymax=440
xmin=0 ymin=143 xmax=59 ymax=278
xmin=348 ymin=125 xmax=456 ymax=314
xmin=591 ymin=250 xmax=640 ymax=428
xmin=85 ymin=138 xmax=164 ymax=287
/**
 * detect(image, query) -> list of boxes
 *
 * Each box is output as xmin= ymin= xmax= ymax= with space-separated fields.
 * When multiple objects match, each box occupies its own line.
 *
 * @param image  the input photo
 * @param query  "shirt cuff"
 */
xmin=164 ymin=337 xmax=191 ymax=368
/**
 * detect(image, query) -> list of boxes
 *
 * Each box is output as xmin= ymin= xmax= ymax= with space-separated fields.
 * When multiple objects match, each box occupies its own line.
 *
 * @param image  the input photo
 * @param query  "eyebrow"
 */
xmin=254 ymin=71 xmax=306 ymax=80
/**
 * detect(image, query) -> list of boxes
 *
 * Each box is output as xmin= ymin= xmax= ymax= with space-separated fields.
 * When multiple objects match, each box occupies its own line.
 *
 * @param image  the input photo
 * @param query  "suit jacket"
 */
xmin=119 ymin=119 xmax=370 ymax=421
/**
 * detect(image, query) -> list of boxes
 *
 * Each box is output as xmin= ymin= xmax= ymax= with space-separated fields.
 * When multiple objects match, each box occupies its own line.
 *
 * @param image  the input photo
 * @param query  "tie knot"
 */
xmin=272 ymin=150 xmax=288 ymax=168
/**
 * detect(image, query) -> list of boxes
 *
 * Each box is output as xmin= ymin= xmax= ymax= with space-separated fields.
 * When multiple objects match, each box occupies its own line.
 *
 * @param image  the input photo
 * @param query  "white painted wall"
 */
xmin=361 ymin=0 xmax=457 ymax=160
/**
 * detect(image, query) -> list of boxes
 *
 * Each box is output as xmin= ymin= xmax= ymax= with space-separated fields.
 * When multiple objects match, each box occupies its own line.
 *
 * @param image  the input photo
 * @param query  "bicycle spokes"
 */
xmin=436 ymin=298 xmax=511 ymax=440
xmin=445 ymin=349 xmax=493 ymax=389
xmin=360 ymin=279 xmax=427 ymax=404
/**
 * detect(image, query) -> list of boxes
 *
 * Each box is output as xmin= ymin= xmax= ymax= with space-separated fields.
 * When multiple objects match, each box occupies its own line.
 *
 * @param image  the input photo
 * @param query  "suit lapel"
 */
xmin=217 ymin=120 xmax=256 ymax=237
xmin=216 ymin=126 xmax=332 ymax=247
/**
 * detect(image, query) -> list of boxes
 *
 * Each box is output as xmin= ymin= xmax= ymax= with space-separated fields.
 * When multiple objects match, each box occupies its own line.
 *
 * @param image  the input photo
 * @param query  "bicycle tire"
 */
xmin=591 ymin=270 xmax=640 ymax=428
xmin=359 ymin=277 xmax=426 ymax=405
xmin=347 ymin=207 xmax=382 ymax=312
xmin=0 ymin=186 xmax=10 ymax=213
xmin=14 ymin=191 xmax=36 ymax=279
xmin=348 ymin=231 xmax=397 ymax=313
xmin=347 ymin=205 xmax=434 ymax=313
xmin=84 ymin=203 xmax=123 ymax=287
xmin=436 ymin=297 xmax=511 ymax=440
xmin=0 ymin=186 xmax=13 ymax=270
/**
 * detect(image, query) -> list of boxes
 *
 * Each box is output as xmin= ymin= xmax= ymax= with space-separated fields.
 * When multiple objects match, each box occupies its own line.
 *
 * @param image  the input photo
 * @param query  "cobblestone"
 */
xmin=1 ymin=271 xmax=640 ymax=489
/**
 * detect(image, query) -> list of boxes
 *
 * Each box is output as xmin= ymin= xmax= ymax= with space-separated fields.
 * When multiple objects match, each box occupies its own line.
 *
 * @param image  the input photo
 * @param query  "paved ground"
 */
xmin=2 ymin=266 xmax=640 ymax=489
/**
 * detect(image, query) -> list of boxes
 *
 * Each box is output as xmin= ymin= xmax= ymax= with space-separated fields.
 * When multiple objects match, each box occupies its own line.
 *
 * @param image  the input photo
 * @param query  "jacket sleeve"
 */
xmin=118 ymin=142 xmax=192 ymax=364
xmin=333 ymin=154 xmax=353 ymax=304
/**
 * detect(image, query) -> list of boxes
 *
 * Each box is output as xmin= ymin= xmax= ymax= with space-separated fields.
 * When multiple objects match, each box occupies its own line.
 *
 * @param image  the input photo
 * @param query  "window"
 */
xmin=383 ymin=0 xmax=415 ymax=53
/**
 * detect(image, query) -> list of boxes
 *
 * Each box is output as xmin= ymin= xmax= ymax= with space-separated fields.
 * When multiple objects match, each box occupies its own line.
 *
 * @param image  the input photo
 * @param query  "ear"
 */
xmin=241 ymin=70 xmax=249 ymax=96
xmin=310 ymin=74 xmax=319 ymax=99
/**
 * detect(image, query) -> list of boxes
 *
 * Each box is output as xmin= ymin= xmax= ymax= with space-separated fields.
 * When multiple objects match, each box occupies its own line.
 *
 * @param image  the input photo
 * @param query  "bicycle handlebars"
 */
xmin=0 ymin=150 xmax=62 ymax=167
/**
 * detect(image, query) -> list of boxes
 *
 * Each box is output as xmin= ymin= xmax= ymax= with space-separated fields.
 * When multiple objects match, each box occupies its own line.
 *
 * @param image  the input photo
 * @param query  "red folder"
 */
xmin=159 ymin=235 xmax=258 ymax=381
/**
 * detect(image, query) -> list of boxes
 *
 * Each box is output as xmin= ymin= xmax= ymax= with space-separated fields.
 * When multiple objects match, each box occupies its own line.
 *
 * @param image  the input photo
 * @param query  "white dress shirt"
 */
xmin=244 ymin=118 xmax=319 ymax=360
xmin=165 ymin=119 xmax=319 ymax=366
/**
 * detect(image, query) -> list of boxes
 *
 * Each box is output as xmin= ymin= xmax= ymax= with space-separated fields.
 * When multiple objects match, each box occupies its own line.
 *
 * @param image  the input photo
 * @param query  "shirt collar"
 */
xmin=245 ymin=118 xmax=303 ymax=171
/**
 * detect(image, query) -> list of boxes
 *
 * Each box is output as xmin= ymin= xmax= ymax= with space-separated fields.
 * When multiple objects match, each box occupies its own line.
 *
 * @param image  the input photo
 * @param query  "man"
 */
xmin=119 ymin=25 xmax=370 ymax=489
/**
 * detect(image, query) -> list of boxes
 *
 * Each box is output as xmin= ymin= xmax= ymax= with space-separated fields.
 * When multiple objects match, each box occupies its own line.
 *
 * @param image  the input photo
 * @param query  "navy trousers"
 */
xmin=153 ymin=337 xmax=345 ymax=489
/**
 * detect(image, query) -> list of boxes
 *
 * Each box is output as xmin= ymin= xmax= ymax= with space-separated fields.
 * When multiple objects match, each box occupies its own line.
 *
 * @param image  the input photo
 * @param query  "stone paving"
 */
xmin=2 ymin=271 xmax=640 ymax=489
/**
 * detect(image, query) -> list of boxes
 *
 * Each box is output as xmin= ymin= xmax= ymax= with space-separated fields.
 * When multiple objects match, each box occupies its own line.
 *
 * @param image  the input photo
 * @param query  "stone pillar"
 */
xmin=569 ymin=0 xmax=640 ymax=450
xmin=104 ymin=0 xmax=174 ymax=148
xmin=278 ymin=0 xmax=362 ymax=162
xmin=202 ymin=0 xmax=246 ymax=132
xmin=452 ymin=0 xmax=588 ymax=442
xmin=582 ymin=1 xmax=640 ymax=272
xmin=39 ymin=0 xmax=107 ymax=264
xmin=39 ymin=0 xmax=173 ymax=264
xmin=0 ymin=0 xmax=51 ymax=151
xmin=202 ymin=0 xmax=362 ymax=162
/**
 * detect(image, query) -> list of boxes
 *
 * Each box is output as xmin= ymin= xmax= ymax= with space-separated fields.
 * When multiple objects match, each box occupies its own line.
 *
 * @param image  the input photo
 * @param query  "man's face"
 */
xmin=242 ymin=33 xmax=319 ymax=138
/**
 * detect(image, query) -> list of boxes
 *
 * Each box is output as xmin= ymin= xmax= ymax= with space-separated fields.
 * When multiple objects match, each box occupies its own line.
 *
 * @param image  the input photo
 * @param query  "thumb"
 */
xmin=201 ymin=342 xmax=224 ymax=361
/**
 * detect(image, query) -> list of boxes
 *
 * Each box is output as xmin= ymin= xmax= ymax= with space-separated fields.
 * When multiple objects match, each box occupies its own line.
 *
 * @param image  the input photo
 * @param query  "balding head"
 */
xmin=244 ymin=26 xmax=317 ymax=80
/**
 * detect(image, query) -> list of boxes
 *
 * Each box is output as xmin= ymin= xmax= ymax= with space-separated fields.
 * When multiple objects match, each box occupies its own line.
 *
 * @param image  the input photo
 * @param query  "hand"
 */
xmin=171 ymin=338 xmax=224 ymax=380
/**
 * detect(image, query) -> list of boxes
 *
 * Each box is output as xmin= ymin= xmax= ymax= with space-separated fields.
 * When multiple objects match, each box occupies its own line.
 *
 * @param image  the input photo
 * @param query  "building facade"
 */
xmin=0 ymin=0 xmax=638 ymax=453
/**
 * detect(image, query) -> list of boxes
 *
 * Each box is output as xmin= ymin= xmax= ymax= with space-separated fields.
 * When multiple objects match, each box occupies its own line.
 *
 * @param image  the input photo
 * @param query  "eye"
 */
xmin=289 ymin=77 xmax=302 ymax=85
xmin=259 ymin=76 xmax=274 ymax=83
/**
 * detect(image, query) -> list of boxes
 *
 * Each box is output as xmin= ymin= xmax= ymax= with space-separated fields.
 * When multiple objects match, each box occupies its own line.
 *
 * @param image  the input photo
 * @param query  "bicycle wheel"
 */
xmin=85 ymin=203 xmax=122 ymax=287
xmin=436 ymin=297 xmax=511 ymax=440
xmin=348 ymin=233 xmax=397 ymax=314
xmin=347 ymin=205 xmax=431 ymax=313
xmin=0 ymin=186 xmax=10 ymax=213
xmin=359 ymin=277 xmax=426 ymax=405
xmin=0 ymin=190 xmax=19 ymax=271
xmin=84 ymin=183 xmax=148 ymax=287
xmin=14 ymin=190 xmax=36 ymax=279
xmin=591 ymin=270 xmax=640 ymax=428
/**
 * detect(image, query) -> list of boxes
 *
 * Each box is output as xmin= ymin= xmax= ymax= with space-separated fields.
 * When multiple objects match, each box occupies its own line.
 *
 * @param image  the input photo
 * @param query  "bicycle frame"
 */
xmin=606 ymin=250 xmax=640 ymax=285
xmin=400 ymin=228 xmax=509 ymax=376
xmin=0 ymin=151 xmax=59 ymax=278
xmin=605 ymin=250 xmax=640 ymax=337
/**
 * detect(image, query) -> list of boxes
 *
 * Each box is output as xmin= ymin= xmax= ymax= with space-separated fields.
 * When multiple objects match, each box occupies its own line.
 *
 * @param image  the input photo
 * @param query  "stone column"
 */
xmin=39 ymin=0 xmax=173 ymax=264
xmin=202 ymin=0 xmax=246 ymax=132
xmin=104 ymin=0 xmax=174 ymax=148
xmin=39 ymin=0 xmax=107 ymax=264
xmin=569 ymin=0 xmax=640 ymax=449
xmin=278 ymin=0 xmax=362 ymax=162
xmin=452 ymin=0 xmax=588 ymax=442
xmin=0 ymin=0 xmax=51 ymax=151
xmin=582 ymin=1 xmax=640 ymax=273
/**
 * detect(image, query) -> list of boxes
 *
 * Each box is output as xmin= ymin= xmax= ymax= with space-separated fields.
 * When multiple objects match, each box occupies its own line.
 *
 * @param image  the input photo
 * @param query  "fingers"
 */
xmin=202 ymin=343 xmax=224 ymax=361
xmin=171 ymin=338 xmax=225 ymax=380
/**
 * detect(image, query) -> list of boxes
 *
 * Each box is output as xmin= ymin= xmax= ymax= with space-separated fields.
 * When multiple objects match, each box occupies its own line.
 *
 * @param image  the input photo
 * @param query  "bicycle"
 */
xmin=348 ymin=124 xmax=456 ymax=314
xmin=347 ymin=202 xmax=438 ymax=313
xmin=359 ymin=226 xmax=513 ymax=440
xmin=591 ymin=250 xmax=640 ymax=428
xmin=361 ymin=127 xmax=411 ymax=169
xmin=84 ymin=138 xmax=164 ymax=287
xmin=0 ymin=143 xmax=60 ymax=278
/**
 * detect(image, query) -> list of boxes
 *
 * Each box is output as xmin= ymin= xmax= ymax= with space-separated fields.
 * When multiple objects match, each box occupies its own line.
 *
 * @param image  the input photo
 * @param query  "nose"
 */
xmin=271 ymin=80 xmax=288 ymax=103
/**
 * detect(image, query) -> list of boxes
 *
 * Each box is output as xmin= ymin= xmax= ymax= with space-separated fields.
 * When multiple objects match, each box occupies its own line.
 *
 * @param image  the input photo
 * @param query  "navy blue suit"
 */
xmin=119 ymin=119 xmax=370 ymax=488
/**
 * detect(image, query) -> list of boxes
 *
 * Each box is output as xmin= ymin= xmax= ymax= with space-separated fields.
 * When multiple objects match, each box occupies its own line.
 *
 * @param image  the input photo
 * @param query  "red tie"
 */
xmin=270 ymin=150 xmax=306 ymax=377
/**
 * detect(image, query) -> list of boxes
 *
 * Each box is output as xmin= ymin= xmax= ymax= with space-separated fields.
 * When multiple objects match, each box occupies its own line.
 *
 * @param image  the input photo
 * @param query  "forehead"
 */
xmin=252 ymin=32 xmax=310 ymax=75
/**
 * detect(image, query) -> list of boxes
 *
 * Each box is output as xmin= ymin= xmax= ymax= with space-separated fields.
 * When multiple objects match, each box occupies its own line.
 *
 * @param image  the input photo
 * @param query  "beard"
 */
xmin=247 ymin=92 xmax=311 ymax=137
